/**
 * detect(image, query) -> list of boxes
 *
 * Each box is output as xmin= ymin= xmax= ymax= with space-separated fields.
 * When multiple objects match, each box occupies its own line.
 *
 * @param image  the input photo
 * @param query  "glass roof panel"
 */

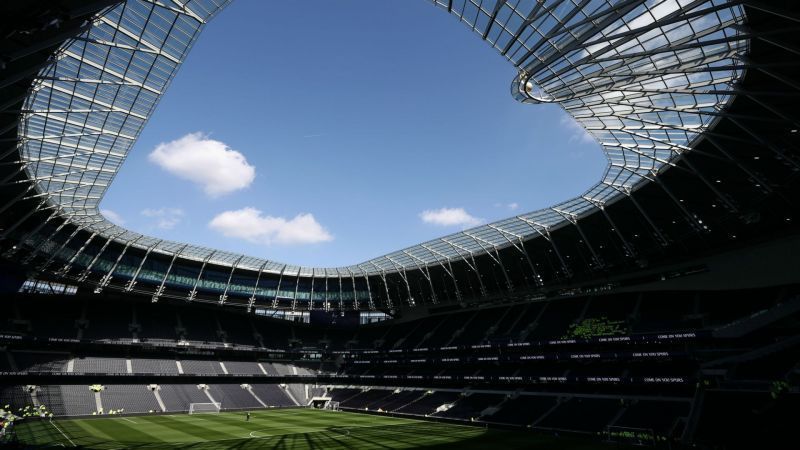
xmin=17 ymin=0 xmax=747 ymax=276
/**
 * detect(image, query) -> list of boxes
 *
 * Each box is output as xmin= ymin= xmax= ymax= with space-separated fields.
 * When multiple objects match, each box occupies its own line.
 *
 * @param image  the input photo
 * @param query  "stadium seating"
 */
xmin=131 ymin=358 xmax=180 ymax=374
xmin=394 ymin=391 xmax=462 ymax=415
xmin=82 ymin=302 xmax=133 ymax=341
xmin=1 ymin=285 xmax=796 ymax=443
xmin=12 ymin=352 xmax=68 ymax=372
xmin=536 ymin=397 xmax=623 ymax=432
xmin=207 ymin=384 xmax=262 ymax=409
xmin=341 ymin=389 xmax=396 ymax=409
xmin=223 ymin=361 xmax=264 ymax=375
xmin=16 ymin=298 xmax=80 ymax=339
xmin=102 ymin=385 xmax=161 ymax=413
xmin=158 ymin=385 xmax=214 ymax=412
xmin=484 ymin=395 xmax=558 ymax=426
xmin=137 ymin=303 xmax=179 ymax=341
xmin=37 ymin=385 xmax=96 ymax=416
xmin=0 ymin=386 xmax=32 ymax=412
xmin=249 ymin=384 xmax=295 ymax=407
xmin=179 ymin=360 xmax=224 ymax=375
xmin=694 ymin=390 xmax=799 ymax=447
xmin=72 ymin=357 xmax=127 ymax=374
xmin=612 ymin=399 xmax=690 ymax=435
xmin=369 ymin=389 xmax=426 ymax=412
xmin=177 ymin=307 xmax=222 ymax=343
xmin=432 ymin=393 xmax=505 ymax=420
xmin=2 ymin=288 xmax=789 ymax=352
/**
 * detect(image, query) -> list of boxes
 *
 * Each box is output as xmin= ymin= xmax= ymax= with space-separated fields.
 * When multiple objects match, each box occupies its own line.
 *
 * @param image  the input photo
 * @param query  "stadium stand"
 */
xmin=393 ymin=391 xmax=463 ymax=416
xmin=249 ymin=384 xmax=295 ymax=408
xmin=536 ymin=397 xmax=623 ymax=433
xmin=613 ymin=400 xmax=690 ymax=435
xmin=130 ymin=359 xmax=180 ymax=374
xmin=72 ymin=357 xmax=128 ymax=374
xmin=158 ymin=385 xmax=214 ymax=413
xmin=12 ymin=352 xmax=68 ymax=373
xmin=101 ymin=385 xmax=161 ymax=414
xmin=432 ymin=393 xmax=505 ymax=420
xmin=179 ymin=360 xmax=224 ymax=375
xmin=207 ymin=384 xmax=262 ymax=409
xmin=37 ymin=386 xmax=96 ymax=416
xmin=82 ymin=302 xmax=133 ymax=341
xmin=483 ymin=395 xmax=559 ymax=426
xmin=338 ymin=389 xmax=395 ymax=410
xmin=0 ymin=386 xmax=31 ymax=413
xmin=223 ymin=361 xmax=264 ymax=375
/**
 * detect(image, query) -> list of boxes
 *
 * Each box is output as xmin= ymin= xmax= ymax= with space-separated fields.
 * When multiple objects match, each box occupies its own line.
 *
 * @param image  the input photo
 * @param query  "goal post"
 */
xmin=310 ymin=398 xmax=339 ymax=410
xmin=323 ymin=401 xmax=340 ymax=411
xmin=188 ymin=402 xmax=221 ymax=414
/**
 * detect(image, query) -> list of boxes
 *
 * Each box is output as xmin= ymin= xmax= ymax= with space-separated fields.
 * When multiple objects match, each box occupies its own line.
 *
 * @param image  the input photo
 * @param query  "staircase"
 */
xmin=150 ymin=385 xmax=166 ymax=412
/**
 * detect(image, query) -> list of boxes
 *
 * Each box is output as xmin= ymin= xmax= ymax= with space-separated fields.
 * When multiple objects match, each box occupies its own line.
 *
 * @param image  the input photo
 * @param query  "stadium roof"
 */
xmin=17 ymin=0 xmax=747 ymax=277
xmin=6 ymin=0 xmax=798 ymax=311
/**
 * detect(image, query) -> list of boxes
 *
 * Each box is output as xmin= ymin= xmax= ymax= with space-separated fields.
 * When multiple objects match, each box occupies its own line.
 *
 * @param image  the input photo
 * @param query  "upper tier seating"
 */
xmin=131 ymin=358 xmax=179 ymax=374
xmin=2 ymin=287 xmax=789 ymax=353
xmin=73 ymin=357 xmax=127 ymax=374
xmin=12 ymin=352 xmax=68 ymax=372
xmin=179 ymin=360 xmax=224 ymax=375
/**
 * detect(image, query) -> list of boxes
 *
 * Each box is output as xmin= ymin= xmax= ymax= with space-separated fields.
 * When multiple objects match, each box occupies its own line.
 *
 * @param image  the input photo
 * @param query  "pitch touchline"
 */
xmin=49 ymin=420 xmax=77 ymax=447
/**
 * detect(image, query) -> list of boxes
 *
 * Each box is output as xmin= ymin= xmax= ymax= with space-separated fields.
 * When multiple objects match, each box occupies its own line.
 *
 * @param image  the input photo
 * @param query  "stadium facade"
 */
xmin=1 ymin=1 xmax=799 ymax=449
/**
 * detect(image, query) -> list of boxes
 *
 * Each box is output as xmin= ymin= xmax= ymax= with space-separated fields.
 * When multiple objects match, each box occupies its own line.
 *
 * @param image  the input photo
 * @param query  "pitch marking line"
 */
xmin=120 ymin=417 xmax=137 ymax=424
xmin=248 ymin=430 xmax=269 ymax=438
xmin=49 ymin=420 xmax=76 ymax=447
xmin=328 ymin=426 xmax=351 ymax=437
xmin=245 ymin=420 xmax=413 ymax=440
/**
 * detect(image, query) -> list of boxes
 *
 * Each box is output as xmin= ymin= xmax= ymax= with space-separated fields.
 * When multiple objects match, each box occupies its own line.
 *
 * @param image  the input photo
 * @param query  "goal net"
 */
xmin=188 ymin=402 xmax=221 ymax=414
xmin=323 ymin=401 xmax=340 ymax=411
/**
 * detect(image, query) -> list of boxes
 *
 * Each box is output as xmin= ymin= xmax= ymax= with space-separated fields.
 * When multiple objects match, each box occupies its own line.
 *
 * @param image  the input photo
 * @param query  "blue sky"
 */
xmin=100 ymin=0 xmax=604 ymax=268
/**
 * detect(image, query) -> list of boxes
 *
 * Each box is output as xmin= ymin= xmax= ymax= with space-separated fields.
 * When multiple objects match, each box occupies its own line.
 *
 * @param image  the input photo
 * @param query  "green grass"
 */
xmin=12 ymin=408 xmax=601 ymax=449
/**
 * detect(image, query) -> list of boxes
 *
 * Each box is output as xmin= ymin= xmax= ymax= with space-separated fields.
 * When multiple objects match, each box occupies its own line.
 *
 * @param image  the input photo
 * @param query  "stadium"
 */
xmin=0 ymin=0 xmax=798 ymax=448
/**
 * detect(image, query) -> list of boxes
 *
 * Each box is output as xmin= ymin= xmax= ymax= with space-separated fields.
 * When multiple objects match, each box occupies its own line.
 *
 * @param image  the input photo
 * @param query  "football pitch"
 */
xmin=12 ymin=408 xmax=601 ymax=449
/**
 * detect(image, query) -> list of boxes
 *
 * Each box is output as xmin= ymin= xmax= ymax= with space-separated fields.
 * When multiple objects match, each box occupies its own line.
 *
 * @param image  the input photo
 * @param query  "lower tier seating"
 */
xmin=0 ymin=383 xmax=304 ymax=415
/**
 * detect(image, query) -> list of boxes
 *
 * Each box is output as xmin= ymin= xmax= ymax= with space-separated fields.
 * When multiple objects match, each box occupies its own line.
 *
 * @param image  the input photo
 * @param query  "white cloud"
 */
xmin=100 ymin=209 xmax=125 ymax=226
xmin=142 ymin=207 xmax=184 ymax=230
xmin=209 ymin=207 xmax=333 ymax=245
xmin=560 ymin=114 xmax=595 ymax=144
xmin=494 ymin=202 xmax=520 ymax=211
xmin=419 ymin=207 xmax=483 ymax=228
xmin=148 ymin=132 xmax=255 ymax=197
